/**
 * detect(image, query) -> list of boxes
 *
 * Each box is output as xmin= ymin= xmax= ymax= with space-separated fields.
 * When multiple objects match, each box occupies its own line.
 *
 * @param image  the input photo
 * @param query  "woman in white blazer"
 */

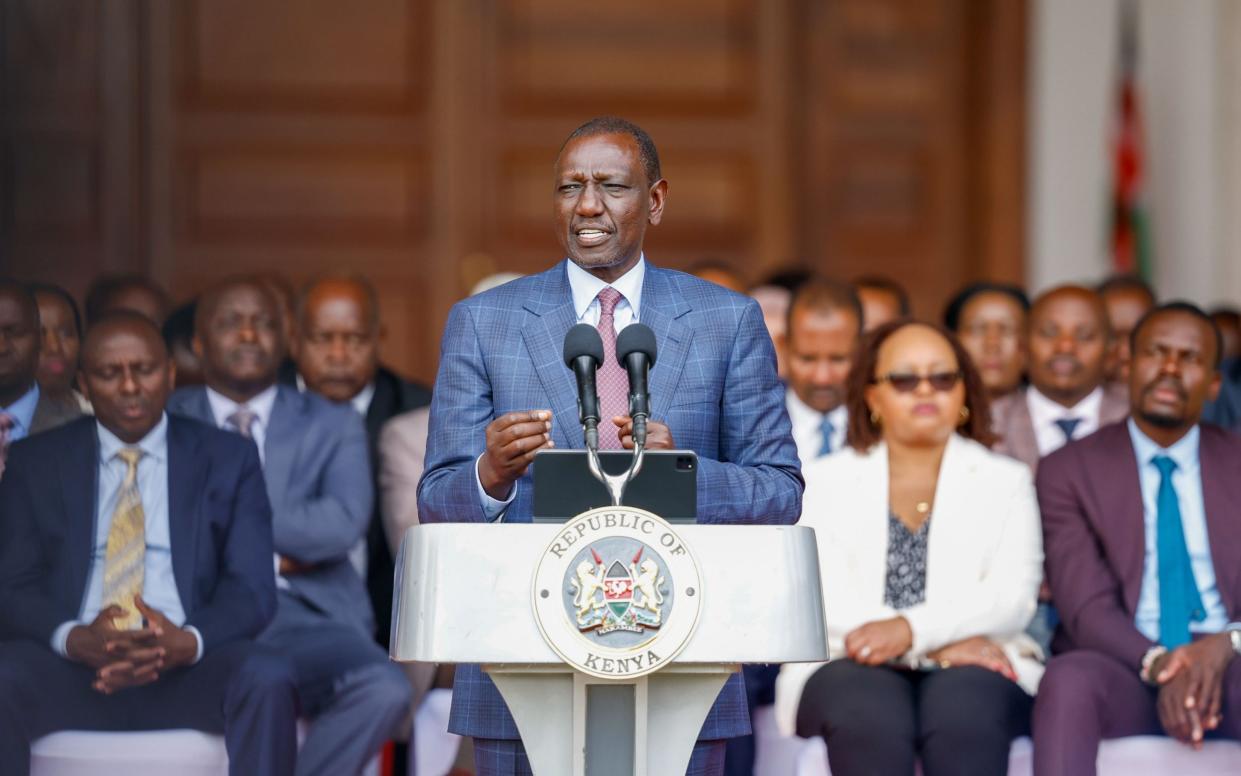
xmin=776 ymin=320 xmax=1044 ymax=776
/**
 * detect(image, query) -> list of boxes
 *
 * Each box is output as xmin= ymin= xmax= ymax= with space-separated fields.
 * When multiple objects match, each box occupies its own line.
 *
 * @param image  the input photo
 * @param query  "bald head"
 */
xmin=293 ymin=274 xmax=382 ymax=403
xmin=1027 ymin=285 xmax=1114 ymax=407
xmin=80 ymin=312 xmax=174 ymax=443
xmin=0 ymin=280 xmax=42 ymax=406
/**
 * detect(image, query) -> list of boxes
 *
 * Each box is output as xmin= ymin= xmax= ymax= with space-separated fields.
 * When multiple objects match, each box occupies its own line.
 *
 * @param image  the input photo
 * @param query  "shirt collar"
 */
xmin=1127 ymin=417 xmax=1200 ymax=473
xmin=565 ymin=255 xmax=646 ymax=321
xmin=205 ymin=383 xmax=279 ymax=429
xmin=785 ymin=388 xmax=845 ymax=429
xmin=294 ymin=373 xmax=375 ymax=417
xmin=1 ymin=383 xmax=40 ymax=436
xmin=97 ymin=412 xmax=168 ymax=464
xmin=1027 ymin=384 xmax=1104 ymax=426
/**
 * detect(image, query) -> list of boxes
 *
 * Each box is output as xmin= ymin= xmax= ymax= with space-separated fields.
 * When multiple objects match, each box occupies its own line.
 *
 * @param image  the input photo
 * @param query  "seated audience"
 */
xmin=84 ymin=273 xmax=171 ymax=326
xmin=781 ymin=277 xmax=863 ymax=463
xmin=777 ymin=320 xmax=1043 ymax=776
xmin=1098 ymin=273 xmax=1156 ymax=383
xmin=1033 ymin=302 xmax=1241 ymax=775
xmin=943 ymin=282 xmax=1029 ymax=401
xmin=0 ymin=281 xmax=83 ymax=478
xmin=29 ymin=283 xmax=91 ymax=412
xmin=0 ymin=312 xmax=297 ymax=775
xmin=991 ymin=285 xmax=1128 ymax=472
xmin=288 ymin=273 xmax=431 ymax=649
xmin=1204 ymin=307 xmax=1241 ymax=430
xmin=750 ymin=268 xmax=812 ymax=379
xmin=162 ymin=301 xmax=206 ymax=388
xmin=853 ymin=274 xmax=911 ymax=332
xmin=167 ymin=277 xmax=410 ymax=776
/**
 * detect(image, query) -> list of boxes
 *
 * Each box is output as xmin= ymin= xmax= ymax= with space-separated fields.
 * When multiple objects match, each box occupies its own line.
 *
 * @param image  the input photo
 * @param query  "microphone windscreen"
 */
xmin=616 ymin=323 xmax=658 ymax=367
xmin=563 ymin=323 xmax=605 ymax=368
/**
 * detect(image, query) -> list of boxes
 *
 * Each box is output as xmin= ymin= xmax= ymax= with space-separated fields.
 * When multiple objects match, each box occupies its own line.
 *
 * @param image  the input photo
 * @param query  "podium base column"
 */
xmin=486 ymin=664 xmax=737 ymax=776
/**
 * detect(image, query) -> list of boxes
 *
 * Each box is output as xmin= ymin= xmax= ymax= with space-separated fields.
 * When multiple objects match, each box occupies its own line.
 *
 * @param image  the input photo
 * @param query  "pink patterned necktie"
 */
xmin=595 ymin=287 xmax=630 ymax=449
xmin=0 ymin=412 xmax=13 ymax=478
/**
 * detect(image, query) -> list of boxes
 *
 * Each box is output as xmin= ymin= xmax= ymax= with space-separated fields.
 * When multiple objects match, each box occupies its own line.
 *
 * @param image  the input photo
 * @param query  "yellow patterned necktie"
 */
xmin=102 ymin=447 xmax=145 ymax=630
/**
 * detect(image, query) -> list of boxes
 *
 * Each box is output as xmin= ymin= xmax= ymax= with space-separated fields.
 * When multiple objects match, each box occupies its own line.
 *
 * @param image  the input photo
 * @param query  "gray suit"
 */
xmin=169 ymin=385 xmax=411 ymax=776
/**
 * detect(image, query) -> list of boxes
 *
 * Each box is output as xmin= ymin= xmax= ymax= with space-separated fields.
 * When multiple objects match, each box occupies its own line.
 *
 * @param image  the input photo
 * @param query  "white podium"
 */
xmin=391 ymin=509 xmax=828 ymax=776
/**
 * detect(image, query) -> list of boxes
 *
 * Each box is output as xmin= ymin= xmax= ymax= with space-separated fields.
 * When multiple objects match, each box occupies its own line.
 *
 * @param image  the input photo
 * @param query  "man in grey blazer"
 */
xmin=167 ymin=277 xmax=410 ymax=776
xmin=991 ymin=285 xmax=1130 ymax=473
xmin=0 ymin=281 xmax=83 ymax=479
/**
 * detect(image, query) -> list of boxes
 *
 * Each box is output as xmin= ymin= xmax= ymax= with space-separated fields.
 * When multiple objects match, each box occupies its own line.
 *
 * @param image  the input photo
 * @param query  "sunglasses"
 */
xmin=872 ymin=371 xmax=963 ymax=393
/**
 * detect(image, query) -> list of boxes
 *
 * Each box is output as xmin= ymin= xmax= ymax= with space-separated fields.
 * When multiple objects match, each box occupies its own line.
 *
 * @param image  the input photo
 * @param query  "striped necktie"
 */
xmin=102 ymin=448 xmax=145 ymax=630
xmin=0 ymin=411 xmax=13 ymax=478
xmin=595 ymin=288 xmax=629 ymax=450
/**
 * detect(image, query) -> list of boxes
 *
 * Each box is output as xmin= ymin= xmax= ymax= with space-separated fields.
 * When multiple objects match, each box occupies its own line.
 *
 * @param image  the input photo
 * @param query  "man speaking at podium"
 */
xmin=418 ymin=117 xmax=803 ymax=775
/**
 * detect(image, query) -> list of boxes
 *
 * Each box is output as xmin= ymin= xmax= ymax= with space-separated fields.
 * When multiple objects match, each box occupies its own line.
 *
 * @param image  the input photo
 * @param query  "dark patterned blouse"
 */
xmin=884 ymin=511 xmax=930 ymax=610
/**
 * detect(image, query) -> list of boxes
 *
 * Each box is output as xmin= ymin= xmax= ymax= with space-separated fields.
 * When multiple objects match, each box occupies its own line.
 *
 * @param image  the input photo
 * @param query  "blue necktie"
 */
xmin=1054 ymin=417 xmax=1082 ymax=444
xmin=818 ymin=416 xmax=835 ymax=458
xmin=1152 ymin=455 xmax=1205 ymax=648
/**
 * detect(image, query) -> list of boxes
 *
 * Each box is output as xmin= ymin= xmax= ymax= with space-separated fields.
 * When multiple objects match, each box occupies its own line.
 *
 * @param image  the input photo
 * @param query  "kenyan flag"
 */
xmin=1110 ymin=0 xmax=1152 ymax=279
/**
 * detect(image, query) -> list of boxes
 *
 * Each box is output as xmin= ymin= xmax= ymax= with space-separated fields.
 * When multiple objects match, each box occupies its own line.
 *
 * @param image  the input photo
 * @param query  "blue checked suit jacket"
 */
xmin=418 ymin=259 xmax=804 ymax=740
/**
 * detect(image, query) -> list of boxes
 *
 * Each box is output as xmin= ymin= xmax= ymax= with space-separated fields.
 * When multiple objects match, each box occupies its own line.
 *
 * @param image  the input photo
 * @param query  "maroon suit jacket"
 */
xmin=1037 ymin=421 xmax=1241 ymax=669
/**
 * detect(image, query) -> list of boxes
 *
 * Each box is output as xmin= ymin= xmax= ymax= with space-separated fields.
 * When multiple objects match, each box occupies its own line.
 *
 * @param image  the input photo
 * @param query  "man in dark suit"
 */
xmin=991 ymin=285 xmax=1130 ymax=473
xmin=418 ymin=117 xmax=803 ymax=776
xmin=167 ymin=277 xmax=410 ymax=776
xmin=1033 ymin=302 xmax=1241 ymax=775
xmin=0 ymin=281 xmax=83 ymax=479
xmin=287 ymin=273 xmax=431 ymax=648
xmin=0 ymin=312 xmax=297 ymax=774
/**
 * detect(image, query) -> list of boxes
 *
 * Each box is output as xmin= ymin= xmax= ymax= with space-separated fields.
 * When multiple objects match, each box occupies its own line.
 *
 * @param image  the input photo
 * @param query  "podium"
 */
xmin=391 ymin=506 xmax=828 ymax=776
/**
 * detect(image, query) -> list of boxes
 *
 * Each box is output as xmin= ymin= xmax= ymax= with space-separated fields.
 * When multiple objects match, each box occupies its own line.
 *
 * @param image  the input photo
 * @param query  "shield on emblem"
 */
xmin=603 ymin=560 xmax=634 ymax=620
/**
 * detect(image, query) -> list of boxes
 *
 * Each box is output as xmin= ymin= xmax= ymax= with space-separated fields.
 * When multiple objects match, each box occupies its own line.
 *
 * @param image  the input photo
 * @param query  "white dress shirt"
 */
xmin=475 ymin=257 xmax=647 ymax=520
xmin=1 ymin=383 xmax=40 ymax=442
xmin=205 ymin=384 xmax=284 ymax=586
xmin=1128 ymin=420 xmax=1230 ymax=640
xmin=1026 ymin=385 xmax=1104 ymax=457
xmin=52 ymin=415 xmax=204 ymax=662
xmin=205 ymin=385 xmax=279 ymax=465
xmin=785 ymin=389 xmax=848 ymax=467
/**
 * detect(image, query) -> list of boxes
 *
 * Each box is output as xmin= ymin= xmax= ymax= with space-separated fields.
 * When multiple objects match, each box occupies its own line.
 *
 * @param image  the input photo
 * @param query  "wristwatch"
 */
xmin=1228 ymin=626 xmax=1241 ymax=655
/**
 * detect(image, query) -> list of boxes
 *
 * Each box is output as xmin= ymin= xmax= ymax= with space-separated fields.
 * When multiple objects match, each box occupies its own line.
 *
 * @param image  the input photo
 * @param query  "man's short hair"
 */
xmin=561 ymin=116 xmax=661 ymax=186
xmin=757 ymin=267 xmax=813 ymax=294
xmin=1097 ymin=273 xmax=1156 ymax=304
xmin=853 ymin=275 xmax=912 ymax=316
xmin=162 ymin=301 xmax=197 ymax=349
xmin=0 ymin=278 xmax=41 ymax=327
xmin=1130 ymin=301 xmax=1224 ymax=368
xmin=295 ymin=272 xmax=382 ymax=333
xmin=27 ymin=283 xmax=83 ymax=338
xmin=786 ymin=277 xmax=864 ymax=337
xmin=942 ymin=282 xmax=1031 ymax=332
xmin=84 ymin=273 xmax=170 ymax=324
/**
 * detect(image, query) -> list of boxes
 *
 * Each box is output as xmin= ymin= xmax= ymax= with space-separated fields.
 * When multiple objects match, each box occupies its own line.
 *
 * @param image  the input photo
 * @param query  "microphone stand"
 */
xmin=584 ymin=437 xmax=646 ymax=507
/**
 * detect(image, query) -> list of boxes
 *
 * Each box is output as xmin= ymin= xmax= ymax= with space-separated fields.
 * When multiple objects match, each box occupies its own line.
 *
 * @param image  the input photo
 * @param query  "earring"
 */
xmin=870 ymin=411 xmax=882 ymax=427
xmin=958 ymin=406 xmax=971 ymax=425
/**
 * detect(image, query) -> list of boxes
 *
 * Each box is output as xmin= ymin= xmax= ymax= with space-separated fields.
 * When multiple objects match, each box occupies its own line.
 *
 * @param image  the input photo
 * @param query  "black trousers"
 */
xmin=796 ymin=660 xmax=1032 ymax=776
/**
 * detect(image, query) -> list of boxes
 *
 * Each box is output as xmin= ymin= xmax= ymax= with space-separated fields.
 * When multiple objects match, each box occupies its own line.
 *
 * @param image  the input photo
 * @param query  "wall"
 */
xmin=1029 ymin=0 xmax=1241 ymax=308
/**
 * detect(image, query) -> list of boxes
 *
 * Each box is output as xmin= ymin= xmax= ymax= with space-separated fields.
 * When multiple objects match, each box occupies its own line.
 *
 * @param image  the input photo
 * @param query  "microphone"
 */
xmin=563 ymin=324 xmax=605 ymax=451
xmin=616 ymin=323 xmax=657 ymax=448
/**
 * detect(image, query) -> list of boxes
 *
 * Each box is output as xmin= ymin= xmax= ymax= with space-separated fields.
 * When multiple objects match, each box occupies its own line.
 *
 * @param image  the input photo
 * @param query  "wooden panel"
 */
xmin=181 ymin=149 xmax=425 ymax=241
xmin=3 ymin=0 xmax=99 ymax=107
xmin=179 ymin=0 xmax=428 ymax=112
xmin=7 ymin=138 xmax=97 ymax=235
xmin=498 ymin=0 xmax=757 ymax=114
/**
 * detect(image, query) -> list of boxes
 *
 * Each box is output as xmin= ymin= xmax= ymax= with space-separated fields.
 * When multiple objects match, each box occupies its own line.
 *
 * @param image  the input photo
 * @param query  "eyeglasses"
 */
xmin=872 ymin=371 xmax=963 ymax=393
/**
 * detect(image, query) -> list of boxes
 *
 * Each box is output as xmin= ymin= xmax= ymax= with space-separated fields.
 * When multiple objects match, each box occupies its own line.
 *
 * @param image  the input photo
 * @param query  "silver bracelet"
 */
xmin=1140 ymin=645 xmax=1169 ymax=685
